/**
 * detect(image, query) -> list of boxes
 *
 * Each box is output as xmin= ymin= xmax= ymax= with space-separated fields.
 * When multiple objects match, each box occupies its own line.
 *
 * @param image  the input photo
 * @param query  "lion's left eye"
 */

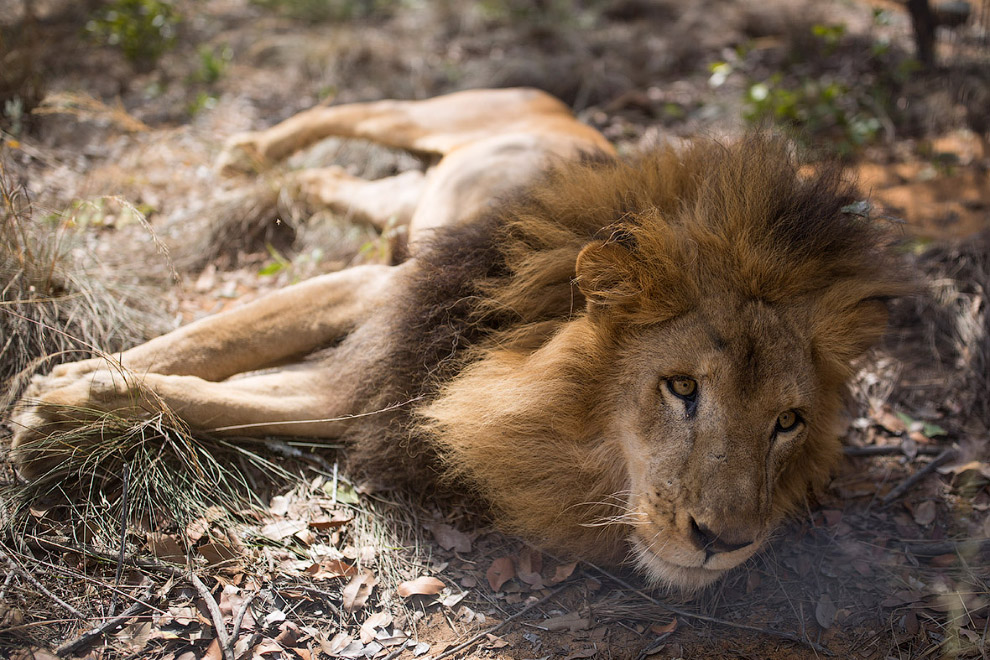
xmin=775 ymin=410 xmax=801 ymax=433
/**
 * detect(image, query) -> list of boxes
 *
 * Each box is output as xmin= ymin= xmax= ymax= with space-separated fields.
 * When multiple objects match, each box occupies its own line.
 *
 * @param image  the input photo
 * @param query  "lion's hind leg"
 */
xmin=217 ymin=88 xmax=577 ymax=174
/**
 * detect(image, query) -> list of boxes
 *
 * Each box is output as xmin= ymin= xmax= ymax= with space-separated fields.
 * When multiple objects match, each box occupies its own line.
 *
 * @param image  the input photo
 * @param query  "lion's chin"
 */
xmin=630 ymin=538 xmax=725 ymax=593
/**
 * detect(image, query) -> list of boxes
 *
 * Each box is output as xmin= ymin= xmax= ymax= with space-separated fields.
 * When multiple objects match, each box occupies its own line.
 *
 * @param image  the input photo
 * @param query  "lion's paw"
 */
xmin=216 ymin=132 xmax=270 ymax=176
xmin=7 ymin=367 xmax=142 ymax=479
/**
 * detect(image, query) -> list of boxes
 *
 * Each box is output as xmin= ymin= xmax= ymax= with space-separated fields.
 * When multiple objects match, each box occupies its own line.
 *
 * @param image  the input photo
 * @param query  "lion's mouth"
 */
xmin=628 ymin=529 xmax=763 ymax=591
xmin=629 ymin=537 xmax=725 ymax=591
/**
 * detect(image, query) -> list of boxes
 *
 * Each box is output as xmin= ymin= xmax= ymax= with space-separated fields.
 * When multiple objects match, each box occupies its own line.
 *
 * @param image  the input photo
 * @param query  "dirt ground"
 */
xmin=1 ymin=0 xmax=989 ymax=658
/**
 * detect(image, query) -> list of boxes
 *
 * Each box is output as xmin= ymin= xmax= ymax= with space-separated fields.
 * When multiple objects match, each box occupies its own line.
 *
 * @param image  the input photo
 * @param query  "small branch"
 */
xmin=901 ymin=538 xmax=990 ymax=558
xmin=189 ymin=572 xmax=235 ymax=660
xmin=0 ymin=548 xmax=87 ymax=621
xmin=55 ymin=587 xmax=154 ymax=657
xmin=230 ymin=591 xmax=257 ymax=643
xmin=109 ymin=462 xmax=130 ymax=618
xmin=587 ymin=563 xmax=833 ymax=656
xmin=881 ymin=449 xmax=955 ymax=505
xmin=843 ymin=445 xmax=943 ymax=457
xmin=432 ymin=582 xmax=573 ymax=660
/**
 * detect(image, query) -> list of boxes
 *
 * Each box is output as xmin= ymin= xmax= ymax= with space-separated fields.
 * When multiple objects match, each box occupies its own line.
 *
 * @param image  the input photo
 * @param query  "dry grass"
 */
xmin=0 ymin=159 xmax=168 ymax=408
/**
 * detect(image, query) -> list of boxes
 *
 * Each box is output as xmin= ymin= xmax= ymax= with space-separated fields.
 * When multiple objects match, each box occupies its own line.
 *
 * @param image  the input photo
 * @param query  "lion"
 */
xmin=7 ymin=88 xmax=911 ymax=591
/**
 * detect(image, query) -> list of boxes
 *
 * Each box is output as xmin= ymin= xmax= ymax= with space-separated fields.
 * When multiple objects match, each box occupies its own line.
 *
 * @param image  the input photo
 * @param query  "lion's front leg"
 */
xmin=9 ymin=346 xmax=376 ymax=479
xmin=6 ymin=263 xmax=410 ymax=477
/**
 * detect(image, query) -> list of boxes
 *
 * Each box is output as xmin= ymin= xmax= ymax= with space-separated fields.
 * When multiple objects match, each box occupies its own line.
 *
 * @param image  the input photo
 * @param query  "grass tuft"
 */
xmin=0 ymin=159 xmax=168 ymax=407
xmin=3 ymin=394 xmax=301 ymax=546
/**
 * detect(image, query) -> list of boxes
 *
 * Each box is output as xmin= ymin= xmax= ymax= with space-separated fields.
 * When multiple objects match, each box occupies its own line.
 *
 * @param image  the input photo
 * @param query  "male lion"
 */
xmin=9 ymin=88 xmax=910 ymax=590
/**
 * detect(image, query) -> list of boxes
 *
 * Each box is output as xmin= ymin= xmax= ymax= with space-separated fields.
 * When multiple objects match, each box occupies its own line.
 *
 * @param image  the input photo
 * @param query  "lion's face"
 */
xmin=607 ymin=300 xmax=819 ymax=590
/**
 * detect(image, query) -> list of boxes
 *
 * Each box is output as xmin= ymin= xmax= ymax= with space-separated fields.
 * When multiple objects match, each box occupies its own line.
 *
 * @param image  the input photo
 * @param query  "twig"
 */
xmin=881 ymin=449 xmax=955 ymax=505
xmin=843 ymin=445 xmax=943 ymax=457
xmin=901 ymin=539 xmax=990 ymax=557
xmin=587 ymin=562 xmax=833 ymax=656
xmin=55 ymin=586 xmax=154 ymax=657
xmin=26 ymin=537 xmax=241 ymax=659
xmin=109 ymin=461 xmax=130 ymax=618
xmin=0 ymin=548 xmax=87 ymax=621
xmin=432 ymin=582 xmax=573 ymax=660
xmin=291 ymin=585 xmax=343 ymax=618
xmin=188 ymin=572 xmax=235 ymax=660
xmin=0 ymin=558 xmax=17 ymax=600
xmin=230 ymin=591 xmax=257 ymax=642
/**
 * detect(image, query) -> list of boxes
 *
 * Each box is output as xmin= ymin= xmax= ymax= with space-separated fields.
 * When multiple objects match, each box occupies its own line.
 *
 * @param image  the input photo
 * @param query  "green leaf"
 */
xmin=325 ymin=481 xmax=360 ymax=505
xmin=257 ymin=261 xmax=285 ymax=276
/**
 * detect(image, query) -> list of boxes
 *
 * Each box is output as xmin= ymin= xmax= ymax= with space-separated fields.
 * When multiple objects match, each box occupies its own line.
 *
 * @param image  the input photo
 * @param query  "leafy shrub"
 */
xmin=86 ymin=0 xmax=181 ymax=68
xmin=251 ymin=0 xmax=398 ymax=22
xmin=718 ymin=21 xmax=919 ymax=157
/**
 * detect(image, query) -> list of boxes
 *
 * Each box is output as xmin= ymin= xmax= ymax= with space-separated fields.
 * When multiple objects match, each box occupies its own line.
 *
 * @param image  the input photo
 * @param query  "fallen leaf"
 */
xmin=359 ymin=611 xmax=392 ymax=644
xmin=517 ymin=547 xmax=543 ymax=575
xmin=821 ymin=509 xmax=842 ymax=527
xmin=203 ymin=639 xmax=223 ymax=660
xmin=901 ymin=612 xmax=919 ymax=635
xmin=276 ymin=621 xmax=301 ymax=646
xmin=930 ymin=553 xmax=957 ymax=567
xmin=412 ymin=641 xmax=431 ymax=656
xmin=912 ymin=500 xmax=937 ymax=526
xmin=484 ymin=634 xmax=509 ymax=649
xmin=649 ymin=618 xmax=678 ymax=635
xmin=852 ymin=560 xmax=872 ymax=576
xmin=517 ymin=570 xmax=544 ymax=590
xmin=442 ymin=591 xmax=467 ymax=608
xmin=186 ymin=518 xmax=210 ymax=543
xmin=549 ymin=561 xmax=578 ymax=584
xmin=269 ymin=495 xmax=291 ymax=516
xmin=115 ymin=621 xmax=153 ymax=652
xmin=876 ymin=410 xmax=907 ymax=434
xmin=342 ymin=569 xmax=377 ymax=612
xmin=260 ymin=519 xmax=308 ymax=541
xmin=544 ymin=611 xmax=590 ymax=632
xmin=198 ymin=540 xmax=239 ymax=565
xmin=487 ymin=557 xmax=515 ymax=591
xmin=306 ymin=559 xmax=357 ymax=580
xmin=398 ymin=576 xmax=445 ymax=597
xmin=263 ymin=609 xmax=287 ymax=627
xmin=426 ymin=523 xmax=472 ymax=553
xmin=168 ymin=605 xmax=199 ymax=626
xmin=147 ymin=533 xmax=185 ymax=562
xmin=337 ymin=640 xmax=366 ymax=659
xmin=309 ymin=513 xmax=352 ymax=530
xmin=815 ymin=594 xmax=836 ymax=629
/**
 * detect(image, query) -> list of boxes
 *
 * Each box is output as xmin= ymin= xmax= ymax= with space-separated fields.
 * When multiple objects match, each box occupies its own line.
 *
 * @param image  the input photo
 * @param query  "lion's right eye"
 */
xmin=667 ymin=377 xmax=697 ymax=399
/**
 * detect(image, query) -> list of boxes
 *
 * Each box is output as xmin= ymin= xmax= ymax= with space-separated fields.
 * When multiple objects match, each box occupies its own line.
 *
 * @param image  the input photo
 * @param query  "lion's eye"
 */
xmin=776 ymin=410 xmax=800 ymax=432
xmin=667 ymin=377 xmax=697 ymax=399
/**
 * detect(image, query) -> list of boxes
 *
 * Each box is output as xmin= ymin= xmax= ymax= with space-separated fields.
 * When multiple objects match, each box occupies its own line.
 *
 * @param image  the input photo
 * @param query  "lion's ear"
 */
xmin=575 ymin=240 xmax=642 ymax=310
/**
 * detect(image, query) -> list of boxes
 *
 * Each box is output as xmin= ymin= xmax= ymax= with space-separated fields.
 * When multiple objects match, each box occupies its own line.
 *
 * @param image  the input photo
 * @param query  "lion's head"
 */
xmin=419 ymin=136 xmax=912 ymax=591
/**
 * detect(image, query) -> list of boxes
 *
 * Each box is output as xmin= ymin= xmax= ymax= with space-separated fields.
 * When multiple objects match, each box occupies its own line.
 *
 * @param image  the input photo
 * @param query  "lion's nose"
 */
xmin=688 ymin=516 xmax=756 ymax=556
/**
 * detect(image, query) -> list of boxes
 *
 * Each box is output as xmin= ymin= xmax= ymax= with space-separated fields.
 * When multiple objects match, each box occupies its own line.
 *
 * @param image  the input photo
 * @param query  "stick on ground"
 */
xmin=881 ymin=449 xmax=955 ymax=505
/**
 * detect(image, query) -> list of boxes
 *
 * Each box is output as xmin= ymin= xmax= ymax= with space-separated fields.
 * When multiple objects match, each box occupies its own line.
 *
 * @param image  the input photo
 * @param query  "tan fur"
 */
xmin=7 ymin=89 xmax=911 ymax=591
